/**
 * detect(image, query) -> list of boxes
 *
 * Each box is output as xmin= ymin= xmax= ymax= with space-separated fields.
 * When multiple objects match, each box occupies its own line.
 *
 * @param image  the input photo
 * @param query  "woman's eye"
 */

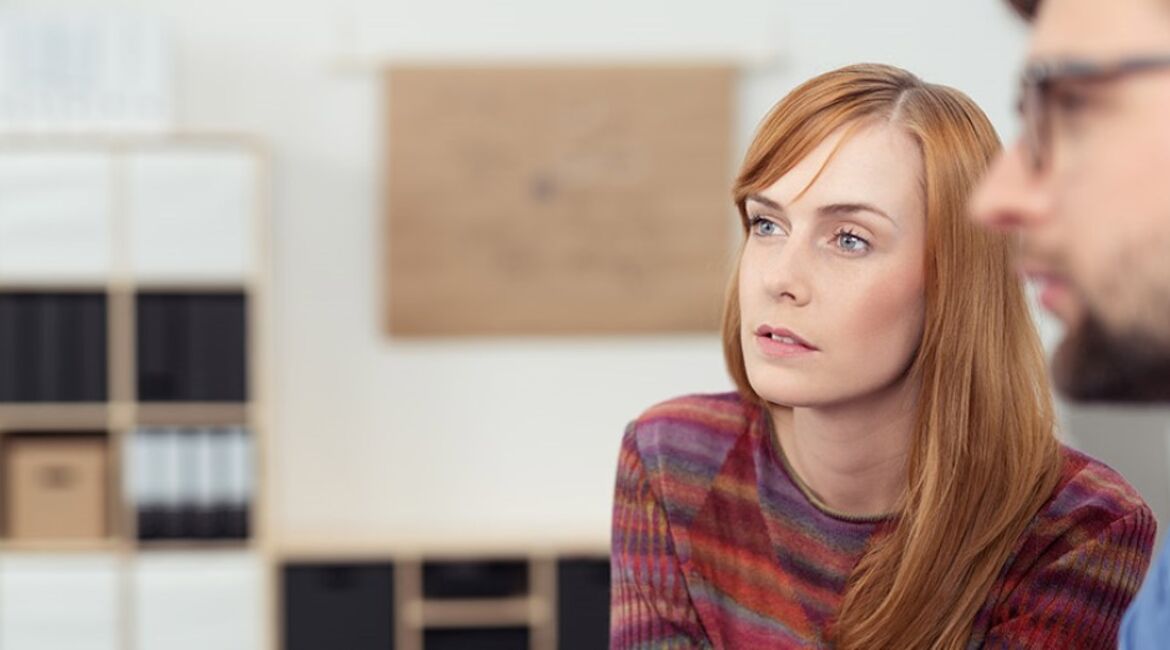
xmin=750 ymin=217 xmax=782 ymax=237
xmin=834 ymin=230 xmax=870 ymax=254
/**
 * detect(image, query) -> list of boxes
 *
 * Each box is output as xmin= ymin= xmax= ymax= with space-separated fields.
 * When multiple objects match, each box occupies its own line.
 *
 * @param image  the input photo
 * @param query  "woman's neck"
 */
xmin=770 ymin=378 xmax=917 ymax=518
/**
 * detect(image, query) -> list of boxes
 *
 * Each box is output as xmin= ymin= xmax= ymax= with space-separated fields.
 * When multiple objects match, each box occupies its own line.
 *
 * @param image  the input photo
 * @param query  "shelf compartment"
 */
xmin=0 ymin=292 xmax=108 ymax=402
xmin=423 ymin=626 xmax=530 ymax=650
xmin=0 ymin=552 xmax=121 ymax=650
xmin=127 ymin=148 xmax=257 ymax=283
xmin=422 ymin=558 xmax=529 ymax=600
xmin=283 ymin=562 xmax=396 ymax=650
xmin=0 ymin=151 xmax=114 ymax=283
xmin=136 ymin=291 xmax=247 ymax=402
xmin=132 ymin=550 xmax=263 ymax=650
xmin=556 ymin=558 xmax=611 ymax=650
xmin=2 ymin=431 xmax=111 ymax=541
xmin=126 ymin=426 xmax=253 ymax=541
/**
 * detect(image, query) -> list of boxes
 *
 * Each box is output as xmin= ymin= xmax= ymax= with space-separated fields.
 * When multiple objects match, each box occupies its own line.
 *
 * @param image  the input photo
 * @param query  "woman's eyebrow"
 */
xmin=747 ymin=195 xmax=898 ymax=229
xmin=818 ymin=203 xmax=898 ymax=228
xmin=745 ymin=194 xmax=784 ymax=212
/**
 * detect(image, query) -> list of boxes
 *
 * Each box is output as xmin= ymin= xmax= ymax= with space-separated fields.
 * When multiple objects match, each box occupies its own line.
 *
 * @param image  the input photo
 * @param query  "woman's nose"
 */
xmin=760 ymin=240 xmax=812 ymax=307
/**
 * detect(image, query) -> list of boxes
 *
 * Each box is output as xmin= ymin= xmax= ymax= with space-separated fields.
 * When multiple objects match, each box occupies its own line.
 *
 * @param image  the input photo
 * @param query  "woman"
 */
xmin=610 ymin=63 xmax=1155 ymax=649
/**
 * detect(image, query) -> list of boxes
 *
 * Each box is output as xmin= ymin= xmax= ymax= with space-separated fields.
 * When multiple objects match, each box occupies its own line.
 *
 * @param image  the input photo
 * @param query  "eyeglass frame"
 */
xmin=1017 ymin=54 xmax=1170 ymax=172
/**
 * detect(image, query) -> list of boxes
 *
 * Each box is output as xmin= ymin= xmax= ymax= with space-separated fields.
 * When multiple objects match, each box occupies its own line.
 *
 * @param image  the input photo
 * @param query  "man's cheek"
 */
xmin=1075 ymin=247 xmax=1121 ymax=318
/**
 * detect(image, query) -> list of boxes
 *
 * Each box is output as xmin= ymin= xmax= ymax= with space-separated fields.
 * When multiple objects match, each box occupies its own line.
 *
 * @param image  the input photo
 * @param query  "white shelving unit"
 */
xmin=0 ymin=133 xmax=271 ymax=650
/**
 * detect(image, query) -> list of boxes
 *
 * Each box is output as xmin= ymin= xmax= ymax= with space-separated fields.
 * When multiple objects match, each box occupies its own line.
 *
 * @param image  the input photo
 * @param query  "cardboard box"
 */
xmin=3 ymin=433 xmax=109 ymax=540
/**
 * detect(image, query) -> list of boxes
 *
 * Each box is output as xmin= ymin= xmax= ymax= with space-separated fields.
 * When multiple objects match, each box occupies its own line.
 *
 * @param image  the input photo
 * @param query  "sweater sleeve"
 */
xmin=610 ymin=423 xmax=709 ymax=648
xmin=982 ymin=506 xmax=1156 ymax=649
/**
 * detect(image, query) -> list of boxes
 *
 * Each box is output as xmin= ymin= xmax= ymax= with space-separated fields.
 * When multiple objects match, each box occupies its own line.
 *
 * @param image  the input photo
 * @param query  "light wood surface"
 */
xmin=385 ymin=64 xmax=736 ymax=336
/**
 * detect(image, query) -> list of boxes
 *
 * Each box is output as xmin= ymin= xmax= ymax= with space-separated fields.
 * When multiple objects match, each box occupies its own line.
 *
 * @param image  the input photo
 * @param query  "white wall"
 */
xmin=20 ymin=0 xmax=1168 ymax=544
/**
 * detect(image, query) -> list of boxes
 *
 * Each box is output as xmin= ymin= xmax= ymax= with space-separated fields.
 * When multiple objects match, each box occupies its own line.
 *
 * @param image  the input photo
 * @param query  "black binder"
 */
xmin=137 ymin=292 xmax=246 ymax=402
xmin=0 ymin=292 xmax=107 ymax=402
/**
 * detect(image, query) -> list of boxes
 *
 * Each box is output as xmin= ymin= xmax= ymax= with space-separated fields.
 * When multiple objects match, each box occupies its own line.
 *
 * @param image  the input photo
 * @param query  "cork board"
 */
xmin=385 ymin=65 xmax=735 ymax=336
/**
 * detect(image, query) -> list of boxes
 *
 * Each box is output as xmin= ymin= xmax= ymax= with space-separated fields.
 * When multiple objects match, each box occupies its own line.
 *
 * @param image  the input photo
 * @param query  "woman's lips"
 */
xmin=753 ymin=326 xmax=818 ymax=358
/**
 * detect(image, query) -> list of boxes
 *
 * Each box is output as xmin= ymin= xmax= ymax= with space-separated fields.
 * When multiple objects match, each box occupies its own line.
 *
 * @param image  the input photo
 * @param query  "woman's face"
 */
xmin=739 ymin=121 xmax=927 ymax=409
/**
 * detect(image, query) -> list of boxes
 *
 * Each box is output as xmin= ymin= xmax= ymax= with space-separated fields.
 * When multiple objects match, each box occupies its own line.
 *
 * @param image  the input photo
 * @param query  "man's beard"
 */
xmin=1053 ymin=313 xmax=1170 ymax=403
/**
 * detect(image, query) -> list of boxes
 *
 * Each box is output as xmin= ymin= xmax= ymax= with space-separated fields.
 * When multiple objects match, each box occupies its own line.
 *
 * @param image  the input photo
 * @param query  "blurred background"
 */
xmin=0 ymin=1 xmax=1166 ymax=649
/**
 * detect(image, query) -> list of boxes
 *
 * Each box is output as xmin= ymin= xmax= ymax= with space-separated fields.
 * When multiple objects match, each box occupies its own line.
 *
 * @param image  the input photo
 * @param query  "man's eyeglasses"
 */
xmin=1018 ymin=55 xmax=1170 ymax=172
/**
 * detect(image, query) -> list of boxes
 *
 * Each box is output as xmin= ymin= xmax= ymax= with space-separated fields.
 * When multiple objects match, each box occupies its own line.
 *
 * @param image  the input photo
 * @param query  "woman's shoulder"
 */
xmin=975 ymin=447 xmax=1156 ymax=646
xmin=632 ymin=391 xmax=756 ymax=433
xmin=620 ymin=392 xmax=758 ymax=517
xmin=978 ymin=446 xmax=1156 ymax=642
xmin=1047 ymin=445 xmax=1152 ymax=527
xmin=625 ymin=392 xmax=756 ymax=458
xmin=1016 ymin=445 xmax=1155 ymax=565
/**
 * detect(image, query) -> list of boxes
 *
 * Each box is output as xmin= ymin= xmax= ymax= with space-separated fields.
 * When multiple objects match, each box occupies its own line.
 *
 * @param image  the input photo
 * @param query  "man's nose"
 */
xmin=970 ymin=139 xmax=1051 ymax=233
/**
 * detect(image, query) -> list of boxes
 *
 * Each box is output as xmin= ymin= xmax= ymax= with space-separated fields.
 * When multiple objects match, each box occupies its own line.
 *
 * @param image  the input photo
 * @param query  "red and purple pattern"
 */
xmin=611 ymin=392 xmax=1156 ymax=649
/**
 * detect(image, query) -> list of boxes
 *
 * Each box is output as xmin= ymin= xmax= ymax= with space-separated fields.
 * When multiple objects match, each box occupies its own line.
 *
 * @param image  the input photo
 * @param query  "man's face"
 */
xmin=971 ymin=0 xmax=1170 ymax=401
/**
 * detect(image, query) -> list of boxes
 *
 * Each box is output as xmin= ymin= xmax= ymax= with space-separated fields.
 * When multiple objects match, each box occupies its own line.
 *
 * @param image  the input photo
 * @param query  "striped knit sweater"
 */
xmin=610 ymin=392 xmax=1156 ymax=649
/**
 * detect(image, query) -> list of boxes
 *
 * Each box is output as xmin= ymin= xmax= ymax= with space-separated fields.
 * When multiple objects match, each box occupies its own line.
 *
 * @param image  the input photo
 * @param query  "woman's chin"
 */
xmin=749 ymin=384 xmax=825 ymax=409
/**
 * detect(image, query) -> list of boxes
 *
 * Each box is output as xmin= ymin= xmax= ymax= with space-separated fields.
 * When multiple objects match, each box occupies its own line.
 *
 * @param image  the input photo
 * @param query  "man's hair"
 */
xmin=1009 ymin=0 xmax=1039 ymax=20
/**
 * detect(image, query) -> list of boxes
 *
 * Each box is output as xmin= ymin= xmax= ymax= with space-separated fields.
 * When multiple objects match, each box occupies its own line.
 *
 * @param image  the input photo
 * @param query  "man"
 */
xmin=970 ymin=0 xmax=1170 ymax=645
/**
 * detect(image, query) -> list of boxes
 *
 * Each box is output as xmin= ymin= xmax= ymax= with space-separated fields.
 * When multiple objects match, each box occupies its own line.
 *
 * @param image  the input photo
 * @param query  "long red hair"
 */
xmin=723 ymin=63 xmax=1063 ymax=649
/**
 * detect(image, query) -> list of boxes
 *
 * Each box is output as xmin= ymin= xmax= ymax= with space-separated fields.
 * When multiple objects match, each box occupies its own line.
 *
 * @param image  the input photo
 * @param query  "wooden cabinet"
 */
xmin=277 ymin=550 xmax=609 ymax=650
